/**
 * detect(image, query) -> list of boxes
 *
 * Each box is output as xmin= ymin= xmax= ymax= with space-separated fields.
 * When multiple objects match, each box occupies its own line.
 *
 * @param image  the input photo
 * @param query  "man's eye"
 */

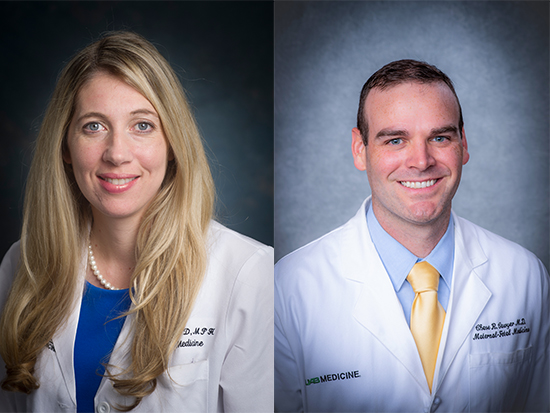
xmin=388 ymin=138 xmax=402 ymax=145
xmin=433 ymin=136 xmax=447 ymax=143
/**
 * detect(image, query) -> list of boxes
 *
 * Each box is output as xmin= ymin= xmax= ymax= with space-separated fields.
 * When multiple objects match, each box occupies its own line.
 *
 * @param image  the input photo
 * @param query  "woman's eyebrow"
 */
xmin=75 ymin=109 xmax=159 ymax=123
xmin=74 ymin=112 xmax=107 ymax=123
xmin=130 ymin=109 xmax=159 ymax=118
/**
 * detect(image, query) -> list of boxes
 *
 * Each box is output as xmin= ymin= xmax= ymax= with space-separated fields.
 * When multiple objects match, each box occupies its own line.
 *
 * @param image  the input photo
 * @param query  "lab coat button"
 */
xmin=96 ymin=402 xmax=110 ymax=413
xmin=430 ymin=397 xmax=441 ymax=412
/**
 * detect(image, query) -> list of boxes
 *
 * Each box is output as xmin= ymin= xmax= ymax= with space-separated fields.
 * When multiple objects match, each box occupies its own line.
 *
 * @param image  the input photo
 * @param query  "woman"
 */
xmin=0 ymin=31 xmax=273 ymax=412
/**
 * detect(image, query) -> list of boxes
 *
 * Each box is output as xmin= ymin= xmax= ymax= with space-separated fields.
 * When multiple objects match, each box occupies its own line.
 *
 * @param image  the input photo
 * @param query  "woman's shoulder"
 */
xmin=206 ymin=221 xmax=273 ymax=285
xmin=208 ymin=220 xmax=273 ymax=259
xmin=0 ymin=241 xmax=21 ymax=266
xmin=0 ymin=241 xmax=21 ymax=310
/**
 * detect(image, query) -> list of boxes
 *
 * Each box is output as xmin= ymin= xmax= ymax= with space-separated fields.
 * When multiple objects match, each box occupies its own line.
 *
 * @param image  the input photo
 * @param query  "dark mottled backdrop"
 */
xmin=275 ymin=1 xmax=549 ymax=269
xmin=0 ymin=1 xmax=274 ymax=260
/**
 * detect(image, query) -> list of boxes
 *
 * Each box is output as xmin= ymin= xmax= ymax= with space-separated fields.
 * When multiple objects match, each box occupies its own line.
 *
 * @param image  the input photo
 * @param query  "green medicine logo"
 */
xmin=306 ymin=377 xmax=320 ymax=386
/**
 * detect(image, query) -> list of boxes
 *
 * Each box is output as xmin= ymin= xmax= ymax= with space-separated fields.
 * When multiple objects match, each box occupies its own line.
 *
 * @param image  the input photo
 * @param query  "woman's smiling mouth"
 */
xmin=100 ymin=176 xmax=138 ymax=185
xmin=97 ymin=175 xmax=140 ymax=193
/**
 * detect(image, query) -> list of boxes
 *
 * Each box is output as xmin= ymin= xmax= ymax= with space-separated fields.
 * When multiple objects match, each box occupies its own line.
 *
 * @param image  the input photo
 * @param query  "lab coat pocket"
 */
xmin=155 ymin=359 xmax=209 ymax=412
xmin=468 ymin=346 xmax=532 ymax=413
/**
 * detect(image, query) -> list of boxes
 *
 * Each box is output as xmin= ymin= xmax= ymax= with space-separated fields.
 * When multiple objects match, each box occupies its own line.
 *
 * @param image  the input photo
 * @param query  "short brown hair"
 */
xmin=357 ymin=59 xmax=464 ymax=145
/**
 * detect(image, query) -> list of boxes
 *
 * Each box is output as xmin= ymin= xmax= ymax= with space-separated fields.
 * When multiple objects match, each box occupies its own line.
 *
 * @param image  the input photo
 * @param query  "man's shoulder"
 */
xmin=455 ymin=214 xmax=547 ymax=274
xmin=276 ymin=225 xmax=342 ymax=274
xmin=275 ymin=202 xmax=369 ymax=285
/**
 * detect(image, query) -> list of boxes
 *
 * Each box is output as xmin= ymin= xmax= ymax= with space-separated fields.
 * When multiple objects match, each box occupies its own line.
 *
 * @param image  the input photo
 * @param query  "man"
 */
xmin=274 ymin=60 xmax=549 ymax=412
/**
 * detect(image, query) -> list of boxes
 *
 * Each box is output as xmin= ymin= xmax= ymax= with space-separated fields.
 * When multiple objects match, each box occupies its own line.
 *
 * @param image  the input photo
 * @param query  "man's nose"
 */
xmin=406 ymin=140 xmax=435 ymax=171
xmin=102 ymin=130 xmax=133 ymax=166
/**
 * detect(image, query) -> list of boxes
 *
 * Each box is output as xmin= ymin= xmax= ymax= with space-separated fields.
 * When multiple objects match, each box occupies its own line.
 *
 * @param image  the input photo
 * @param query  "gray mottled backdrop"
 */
xmin=275 ymin=1 xmax=549 ymax=270
xmin=0 ymin=1 xmax=274 ymax=259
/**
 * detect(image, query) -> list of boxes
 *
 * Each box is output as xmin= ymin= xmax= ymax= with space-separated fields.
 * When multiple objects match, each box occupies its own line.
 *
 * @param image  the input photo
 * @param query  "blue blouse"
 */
xmin=74 ymin=282 xmax=131 ymax=412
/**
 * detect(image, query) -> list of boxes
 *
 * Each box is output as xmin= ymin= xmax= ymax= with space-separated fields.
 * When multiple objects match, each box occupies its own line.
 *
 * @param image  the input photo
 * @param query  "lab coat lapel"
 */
xmin=52 ymin=308 xmax=79 ymax=406
xmin=436 ymin=213 xmax=491 ymax=389
xmin=51 ymin=248 xmax=88 ymax=406
xmin=344 ymin=199 xmax=428 ymax=392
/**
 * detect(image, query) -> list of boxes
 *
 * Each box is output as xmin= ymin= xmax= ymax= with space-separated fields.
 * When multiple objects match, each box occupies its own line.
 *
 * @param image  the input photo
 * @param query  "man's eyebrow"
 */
xmin=430 ymin=125 xmax=459 ymax=136
xmin=374 ymin=129 xmax=409 ymax=139
xmin=373 ymin=125 xmax=459 ymax=140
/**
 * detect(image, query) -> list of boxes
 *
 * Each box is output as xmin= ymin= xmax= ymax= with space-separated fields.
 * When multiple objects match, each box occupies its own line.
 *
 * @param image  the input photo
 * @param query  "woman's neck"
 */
xmin=88 ymin=211 xmax=140 ymax=289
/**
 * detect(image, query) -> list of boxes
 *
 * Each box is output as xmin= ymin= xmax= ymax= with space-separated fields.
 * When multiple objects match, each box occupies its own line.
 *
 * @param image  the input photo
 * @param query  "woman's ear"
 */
xmin=62 ymin=139 xmax=72 ymax=164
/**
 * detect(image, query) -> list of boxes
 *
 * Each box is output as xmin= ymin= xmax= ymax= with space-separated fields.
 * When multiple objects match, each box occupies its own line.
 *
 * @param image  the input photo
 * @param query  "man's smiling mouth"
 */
xmin=399 ymin=179 xmax=437 ymax=189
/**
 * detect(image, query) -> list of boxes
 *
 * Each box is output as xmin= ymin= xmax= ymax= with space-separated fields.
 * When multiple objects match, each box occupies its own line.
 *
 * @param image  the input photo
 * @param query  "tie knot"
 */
xmin=407 ymin=261 xmax=440 ymax=293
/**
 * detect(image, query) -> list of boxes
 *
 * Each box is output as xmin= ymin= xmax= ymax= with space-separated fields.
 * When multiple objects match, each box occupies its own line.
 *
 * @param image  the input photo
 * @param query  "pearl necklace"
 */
xmin=88 ymin=244 xmax=121 ymax=290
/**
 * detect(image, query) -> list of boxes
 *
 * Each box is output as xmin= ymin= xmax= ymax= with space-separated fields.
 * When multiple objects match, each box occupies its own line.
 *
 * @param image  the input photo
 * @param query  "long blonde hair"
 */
xmin=0 ymin=31 xmax=215 ymax=410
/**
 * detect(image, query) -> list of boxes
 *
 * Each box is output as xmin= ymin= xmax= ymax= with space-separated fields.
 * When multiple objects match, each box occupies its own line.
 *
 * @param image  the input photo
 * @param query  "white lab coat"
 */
xmin=275 ymin=198 xmax=549 ymax=412
xmin=0 ymin=221 xmax=274 ymax=412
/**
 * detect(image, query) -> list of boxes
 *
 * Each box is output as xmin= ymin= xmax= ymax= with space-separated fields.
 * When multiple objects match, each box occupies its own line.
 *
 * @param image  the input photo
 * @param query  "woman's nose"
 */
xmin=102 ymin=130 xmax=133 ymax=166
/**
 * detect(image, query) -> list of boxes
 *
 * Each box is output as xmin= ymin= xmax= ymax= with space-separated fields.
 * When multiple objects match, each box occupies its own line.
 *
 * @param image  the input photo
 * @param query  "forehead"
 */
xmin=74 ymin=72 xmax=156 ymax=114
xmin=364 ymin=82 xmax=460 ymax=130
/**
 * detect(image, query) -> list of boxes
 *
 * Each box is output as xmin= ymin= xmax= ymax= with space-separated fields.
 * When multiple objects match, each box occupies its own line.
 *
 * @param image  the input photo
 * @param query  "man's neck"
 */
xmin=372 ymin=202 xmax=451 ymax=259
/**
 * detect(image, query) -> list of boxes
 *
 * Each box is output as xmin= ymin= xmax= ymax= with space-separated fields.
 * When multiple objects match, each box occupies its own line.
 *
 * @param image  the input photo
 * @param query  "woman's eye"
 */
xmin=84 ymin=122 xmax=103 ymax=132
xmin=136 ymin=122 xmax=152 ymax=132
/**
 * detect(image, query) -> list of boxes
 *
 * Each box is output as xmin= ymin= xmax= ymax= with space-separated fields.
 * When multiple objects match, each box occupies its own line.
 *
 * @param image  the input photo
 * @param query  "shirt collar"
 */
xmin=366 ymin=203 xmax=454 ymax=293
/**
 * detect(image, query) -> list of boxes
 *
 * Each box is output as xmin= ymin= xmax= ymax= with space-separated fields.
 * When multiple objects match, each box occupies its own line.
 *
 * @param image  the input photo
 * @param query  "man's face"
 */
xmin=352 ymin=81 xmax=469 ymax=231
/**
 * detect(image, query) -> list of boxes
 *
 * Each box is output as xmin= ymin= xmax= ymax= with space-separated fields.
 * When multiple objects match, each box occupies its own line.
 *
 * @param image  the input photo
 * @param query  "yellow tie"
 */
xmin=407 ymin=261 xmax=446 ymax=393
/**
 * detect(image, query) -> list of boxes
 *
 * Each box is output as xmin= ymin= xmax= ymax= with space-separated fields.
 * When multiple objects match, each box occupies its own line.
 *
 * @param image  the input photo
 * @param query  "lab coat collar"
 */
xmin=343 ymin=198 xmax=429 ymax=394
xmin=342 ymin=198 xmax=492 ymax=396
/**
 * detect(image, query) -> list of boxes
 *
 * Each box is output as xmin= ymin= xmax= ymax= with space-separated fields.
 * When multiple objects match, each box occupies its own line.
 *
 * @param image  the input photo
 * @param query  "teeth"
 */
xmin=400 ymin=179 xmax=437 ymax=189
xmin=104 ymin=177 xmax=136 ymax=185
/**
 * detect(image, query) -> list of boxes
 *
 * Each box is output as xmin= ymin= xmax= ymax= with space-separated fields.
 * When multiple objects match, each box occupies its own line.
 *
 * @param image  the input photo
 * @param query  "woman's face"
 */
xmin=64 ymin=72 xmax=171 ymax=223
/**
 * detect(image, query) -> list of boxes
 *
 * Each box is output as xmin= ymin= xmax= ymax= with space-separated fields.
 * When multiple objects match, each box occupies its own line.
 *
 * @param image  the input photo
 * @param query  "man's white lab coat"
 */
xmin=0 ymin=221 xmax=274 ymax=412
xmin=275 ymin=198 xmax=549 ymax=412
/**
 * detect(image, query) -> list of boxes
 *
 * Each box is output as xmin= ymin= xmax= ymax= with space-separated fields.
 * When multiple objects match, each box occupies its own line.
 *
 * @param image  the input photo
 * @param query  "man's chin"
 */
xmin=403 ymin=204 xmax=447 ymax=226
xmin=372 ymin=197 xmax=451 ymax=228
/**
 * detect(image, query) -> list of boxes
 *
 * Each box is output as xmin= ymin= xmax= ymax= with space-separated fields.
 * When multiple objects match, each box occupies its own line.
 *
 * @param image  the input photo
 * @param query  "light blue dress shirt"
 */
xmin=366 ymin=204 xmax=454 ymax=325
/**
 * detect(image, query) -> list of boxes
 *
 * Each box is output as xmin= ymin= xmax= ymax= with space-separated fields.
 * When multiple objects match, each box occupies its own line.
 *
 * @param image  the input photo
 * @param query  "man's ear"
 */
xmin=352 ymin=127 xmax=367 ymax=171
xmin=461 ymin=127 xmax=470 ymax=165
